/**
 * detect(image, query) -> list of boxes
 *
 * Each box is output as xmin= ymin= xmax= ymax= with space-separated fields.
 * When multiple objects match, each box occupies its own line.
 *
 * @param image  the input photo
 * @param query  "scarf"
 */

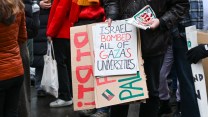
xmin=78 ymin=0 xmax=99 ymax=6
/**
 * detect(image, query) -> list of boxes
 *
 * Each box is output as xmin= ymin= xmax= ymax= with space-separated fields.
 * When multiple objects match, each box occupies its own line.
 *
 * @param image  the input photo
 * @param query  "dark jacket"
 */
xmin=31 ymin=0 xmax=51 ymax=67
xmin=103 ymin=0 xmax=189 ymax=57
xmin=24 ymin=0 xmax=39 ymax=39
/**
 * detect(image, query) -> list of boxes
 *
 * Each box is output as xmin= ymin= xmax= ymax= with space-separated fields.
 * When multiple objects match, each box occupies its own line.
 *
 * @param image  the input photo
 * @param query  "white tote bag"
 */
xmin=41 ymin=41 xmax=59 ymax=98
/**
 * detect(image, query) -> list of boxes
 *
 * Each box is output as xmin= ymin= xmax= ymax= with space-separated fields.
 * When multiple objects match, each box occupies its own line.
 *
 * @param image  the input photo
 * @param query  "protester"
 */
xmin=0 ymin=0 xmax=27 ymax=116
xmin=32 ymin=0 xmax=52 ymax=97
xmin=103 ymin=0 xmax=189 ymax=116
xmin=18 ymin=0 xmax=40 ymax=116
xmin=171 ymin=0 xmax=208 ymax=116
xmin=46 ymin=0 xmax=73 ymax=107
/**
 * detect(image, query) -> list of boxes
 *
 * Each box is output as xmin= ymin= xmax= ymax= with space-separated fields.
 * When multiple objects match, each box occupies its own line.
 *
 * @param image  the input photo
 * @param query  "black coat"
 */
xmin=103 ymin=0 xmax=189 ymax=57
xmin=24 ymin=0 xmax=39 ymax=39
xmin=31 ymin=1 xmax=51 ymax=67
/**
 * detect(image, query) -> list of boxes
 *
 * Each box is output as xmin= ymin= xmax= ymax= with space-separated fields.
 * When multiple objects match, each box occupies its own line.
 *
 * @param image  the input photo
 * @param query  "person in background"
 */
xmin=171 ymin=0 xmax=208 ymax=116
xmin=32 ymin=0 xmax=52 ymax=97
xmin=0 ymin=0 xmax=27 ymax=116
xmin=18 ymin=0 xmax=40 ymax=117
xmin=47 ymin=1 xmax=110 ymax=116
xmin=103 ymin=0 xmax=189 ymax=116
xmin=46 ymin=0 xmax=73 ymax=107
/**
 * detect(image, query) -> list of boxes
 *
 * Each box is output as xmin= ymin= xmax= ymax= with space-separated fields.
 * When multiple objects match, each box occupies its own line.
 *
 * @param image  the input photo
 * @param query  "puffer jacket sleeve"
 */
xmin=159 ymin=0 xmax=190 ymax=30
xmin=102 ymin=0 xmax=119 ymax=20
xmin=24 ymin=0 xmax=39 ymax=38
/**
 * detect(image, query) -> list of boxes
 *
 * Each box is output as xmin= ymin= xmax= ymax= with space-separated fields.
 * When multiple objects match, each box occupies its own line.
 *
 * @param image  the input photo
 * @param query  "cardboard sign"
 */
xmin=70 ymin=20 xmax=148 ymax=111
xmin=185 ymin=26 xmax=208 ymax=117
xmin=92 ymin=20 xmax=138 ymax=76
xmin=70 ymin=25 xmax=96 ymax=110
xmin=92 ymin=33 xmax=148 ymax=108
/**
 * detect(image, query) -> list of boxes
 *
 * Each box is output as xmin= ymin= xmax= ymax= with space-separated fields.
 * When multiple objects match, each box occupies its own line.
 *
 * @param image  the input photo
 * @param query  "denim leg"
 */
xmin=159 ymin=45 xmax=174 ymax=100
xmin=35 ymin=67 xmax=43 ymax=91
xmin=173 ymin=37 xmax=200 ymax=117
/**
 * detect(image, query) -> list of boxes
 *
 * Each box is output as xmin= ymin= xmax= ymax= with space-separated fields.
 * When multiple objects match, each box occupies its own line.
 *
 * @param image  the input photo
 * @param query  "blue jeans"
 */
xmin=159 ymin=45 xmax=174 ymax=100
xmin=173 ymin=36 xmax=200 ymax=117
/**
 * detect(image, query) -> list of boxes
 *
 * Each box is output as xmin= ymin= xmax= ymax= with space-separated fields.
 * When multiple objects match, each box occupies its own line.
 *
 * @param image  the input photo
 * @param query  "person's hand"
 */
xmin=187 ymin=44 xmax=208 ymax=64
xmin=40 ymin=0 xmax=51 ymax=9
xmin=47 ymin=36 xmax=52 ymax=42
xmin=143 ymin=18 xmax=160 ymax=30
xmin=105 ymin=18 xmax=112 ymax=27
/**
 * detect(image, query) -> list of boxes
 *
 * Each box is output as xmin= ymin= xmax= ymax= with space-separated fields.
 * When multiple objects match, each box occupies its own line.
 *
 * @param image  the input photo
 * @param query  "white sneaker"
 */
xmin=49 ymin=99 xmax=73 ymax=107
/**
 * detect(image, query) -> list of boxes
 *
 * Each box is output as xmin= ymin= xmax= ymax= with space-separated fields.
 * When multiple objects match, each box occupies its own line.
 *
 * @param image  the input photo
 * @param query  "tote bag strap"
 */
xmin=50 ymin=41 xmax=56 ymax=60
xmin=47 ymin=41 xmax=56 ymax=60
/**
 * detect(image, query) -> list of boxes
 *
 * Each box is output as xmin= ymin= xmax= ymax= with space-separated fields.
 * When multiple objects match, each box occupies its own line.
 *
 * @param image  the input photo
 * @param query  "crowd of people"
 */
xmin=0 ymin=0 xmax=208 ymax=117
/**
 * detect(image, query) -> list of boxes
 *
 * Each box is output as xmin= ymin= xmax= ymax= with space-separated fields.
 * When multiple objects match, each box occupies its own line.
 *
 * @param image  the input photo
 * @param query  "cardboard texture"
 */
xmin=70 ymin=20 xmax=148 ymax=111
xmin=185 ymin=26 xmax=208 ymax=117
xmin=197 ymin=31 xmax=208 ymax=98
xmin=70 ymin=25 xmax=96 ymax=111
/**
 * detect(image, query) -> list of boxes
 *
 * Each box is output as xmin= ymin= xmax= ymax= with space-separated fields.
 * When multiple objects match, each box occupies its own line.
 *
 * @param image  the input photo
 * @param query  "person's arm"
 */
xmin=159 ymin=0 xmax=190 ymax=30
xmin=187 ymin=44 xmax=208 ymax=64
xmin=46 ymin=0 xmax=71 ymax=38
xmin=102 ymin=0 xmax=119 ymax=26
xmin=102 ymin=0 xmax=119 ymax=20
xmin=18 ymin=12 xmax=27 ymax=43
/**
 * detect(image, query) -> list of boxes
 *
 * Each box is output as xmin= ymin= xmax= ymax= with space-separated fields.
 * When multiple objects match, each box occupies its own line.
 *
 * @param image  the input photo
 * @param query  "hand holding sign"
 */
xmin=143 ymin=18 xmax=160 ymax=30
xmin=127 ymin=5 xmax=156 ymax=30
xmin=105 ymin=18 xmax=112 ymax=27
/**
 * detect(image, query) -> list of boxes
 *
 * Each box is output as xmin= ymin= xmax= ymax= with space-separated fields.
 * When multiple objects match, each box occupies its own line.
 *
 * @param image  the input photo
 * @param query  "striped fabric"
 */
xmin=180 ymin=0 xmax=203 ymax=29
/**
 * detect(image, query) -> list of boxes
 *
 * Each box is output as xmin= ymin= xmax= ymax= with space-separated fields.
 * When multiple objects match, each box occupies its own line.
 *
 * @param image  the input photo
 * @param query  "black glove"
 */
xmin=187 ymin=44 xmax=208 ymax=64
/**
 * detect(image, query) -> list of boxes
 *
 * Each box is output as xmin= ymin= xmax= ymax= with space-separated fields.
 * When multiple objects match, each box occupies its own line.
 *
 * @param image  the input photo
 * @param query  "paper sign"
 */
xmin=127 ymin=5 xmax=156 ymax=30
xmin=185 ymin=26 xmax=208 ymax=117
xmin=88 ymin=22 xmax=148 ymax=108
xmin=92 ymin=20 xmax=138 ymax=76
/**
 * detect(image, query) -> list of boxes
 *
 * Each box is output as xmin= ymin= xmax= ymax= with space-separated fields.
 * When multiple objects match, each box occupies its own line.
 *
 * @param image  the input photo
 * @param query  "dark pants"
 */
xmin=19 ymin=42 xmax=31 ymax=117
xmin=139 ymin=55 xmax=164 ymax=117
xmin=110 ymin=105 xmax=129 ymax=117
xmin=173 ymin=37 xmax=200 ymax=117
xmin=35 ymin=67 xmax=44 ymax=91
xmin=0 ymin=76 xmax=23 ymax=117
xmin=53 ymin=38 xmax=72 ymax=101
